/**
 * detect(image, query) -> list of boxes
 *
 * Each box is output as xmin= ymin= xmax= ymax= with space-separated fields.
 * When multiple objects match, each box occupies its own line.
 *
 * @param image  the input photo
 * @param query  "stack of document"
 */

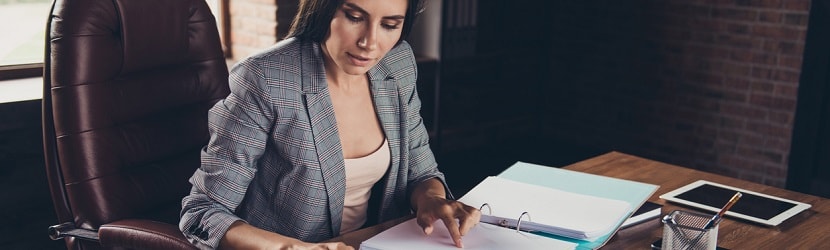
xmin=458 ymin=176 xmax=632 ymax=240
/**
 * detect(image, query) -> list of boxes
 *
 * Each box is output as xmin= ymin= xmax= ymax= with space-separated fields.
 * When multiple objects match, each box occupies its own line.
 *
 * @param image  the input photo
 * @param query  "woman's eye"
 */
xmin=345 ymin=12 xmax=362 ymax=22
xmin=382 ymin=23 xmax=400 ymax=30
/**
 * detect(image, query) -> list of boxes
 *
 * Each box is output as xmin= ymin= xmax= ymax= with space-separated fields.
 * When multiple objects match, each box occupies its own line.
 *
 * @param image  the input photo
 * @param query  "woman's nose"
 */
xmin=357 ymin=26 xmax=378 ymax=50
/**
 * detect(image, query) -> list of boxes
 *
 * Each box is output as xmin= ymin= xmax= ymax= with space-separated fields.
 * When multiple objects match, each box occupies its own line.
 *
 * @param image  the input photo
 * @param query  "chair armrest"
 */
xmin=99 ymin=219 xmax=197 ymax=250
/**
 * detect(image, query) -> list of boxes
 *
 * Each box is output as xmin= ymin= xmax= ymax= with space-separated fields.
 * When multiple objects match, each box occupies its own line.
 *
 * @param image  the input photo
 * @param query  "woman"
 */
xmin=179 ymin=0 xmax=480 ymax=249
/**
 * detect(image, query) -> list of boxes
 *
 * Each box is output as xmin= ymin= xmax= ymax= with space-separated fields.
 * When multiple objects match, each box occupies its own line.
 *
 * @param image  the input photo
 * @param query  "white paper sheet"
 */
xmin=360 ymin=218 xmax=576 ymax=250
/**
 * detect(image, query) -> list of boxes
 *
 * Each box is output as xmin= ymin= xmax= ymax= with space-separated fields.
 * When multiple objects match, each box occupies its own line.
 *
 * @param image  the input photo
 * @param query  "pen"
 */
xmin=703 ymin=192 xmax=742 ymax=229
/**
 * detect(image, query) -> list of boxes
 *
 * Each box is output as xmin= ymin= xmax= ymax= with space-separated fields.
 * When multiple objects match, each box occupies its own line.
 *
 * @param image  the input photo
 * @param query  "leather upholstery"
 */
xmin=99 ymin=219 xmax=197 ymax=249
xmin=43 ymin=0 xmax=229 ymax=248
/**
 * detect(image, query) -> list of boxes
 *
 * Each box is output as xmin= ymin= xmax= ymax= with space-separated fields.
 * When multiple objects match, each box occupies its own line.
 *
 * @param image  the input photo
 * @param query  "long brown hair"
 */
xmin=286 ymin=0 xmax=424 ymax=44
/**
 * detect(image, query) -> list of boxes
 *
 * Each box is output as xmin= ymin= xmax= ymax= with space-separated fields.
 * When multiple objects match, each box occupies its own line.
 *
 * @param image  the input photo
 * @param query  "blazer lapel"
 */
xmin=368 ymin=62 xmax=402 ymax=217
xmin=370 ymin=76 xmax=401 ymax=178
xmin=301 ymin=41 xmax=346 ymax=235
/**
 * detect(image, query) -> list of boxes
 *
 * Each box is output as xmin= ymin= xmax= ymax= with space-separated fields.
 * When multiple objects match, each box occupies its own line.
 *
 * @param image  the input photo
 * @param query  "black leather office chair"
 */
xmin=42 ymin=0 xmax=230 ymax=248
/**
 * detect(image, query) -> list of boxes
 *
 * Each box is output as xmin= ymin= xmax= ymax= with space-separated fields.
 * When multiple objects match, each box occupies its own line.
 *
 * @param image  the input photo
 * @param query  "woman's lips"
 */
xmin=347 ymin=52 xmax=372 ymax=67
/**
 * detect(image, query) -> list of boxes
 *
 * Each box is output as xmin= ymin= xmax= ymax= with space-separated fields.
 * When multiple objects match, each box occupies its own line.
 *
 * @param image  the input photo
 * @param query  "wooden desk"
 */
xmin=332 ymin=152 xmax=830 ymax=249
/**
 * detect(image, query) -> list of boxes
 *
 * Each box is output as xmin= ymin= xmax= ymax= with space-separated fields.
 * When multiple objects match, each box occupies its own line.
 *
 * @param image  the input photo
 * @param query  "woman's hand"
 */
xmin=411 ymin=178 xmax=482 ymax=248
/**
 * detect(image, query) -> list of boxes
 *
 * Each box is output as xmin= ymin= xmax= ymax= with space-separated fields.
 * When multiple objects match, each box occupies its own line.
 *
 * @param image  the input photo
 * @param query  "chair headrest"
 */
xmin=116 ymin=0 xmax=190 ymax=74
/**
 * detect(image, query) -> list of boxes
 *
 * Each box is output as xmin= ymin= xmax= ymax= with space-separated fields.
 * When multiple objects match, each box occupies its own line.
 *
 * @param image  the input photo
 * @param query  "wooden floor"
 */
xmin=0 ymin=118 xmax=601 ymax=250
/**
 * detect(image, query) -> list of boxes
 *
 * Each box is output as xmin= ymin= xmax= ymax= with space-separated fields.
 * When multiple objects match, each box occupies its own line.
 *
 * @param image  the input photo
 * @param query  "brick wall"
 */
xmin=543 ymin=1 xmax=811 ymax=187
xmin=228 ymin=0 xmax=287 ymax=62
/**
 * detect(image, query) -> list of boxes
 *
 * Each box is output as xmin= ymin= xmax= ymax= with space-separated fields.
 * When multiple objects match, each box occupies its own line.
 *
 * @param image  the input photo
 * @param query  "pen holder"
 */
xmin=662 ymin=210 xmax=718 ymax=250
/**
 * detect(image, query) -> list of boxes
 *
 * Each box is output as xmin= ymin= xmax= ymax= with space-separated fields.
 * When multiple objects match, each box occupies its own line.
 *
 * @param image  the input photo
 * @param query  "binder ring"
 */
xmin=516 ymin=211 xmax=531 ymax=232
xmin=479 ymin=203 xmax=492 ymax=215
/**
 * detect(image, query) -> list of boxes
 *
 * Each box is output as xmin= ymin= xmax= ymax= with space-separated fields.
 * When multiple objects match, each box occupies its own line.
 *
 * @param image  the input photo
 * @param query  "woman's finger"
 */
xmin=440 ymin=215 xmax=464 ymax=248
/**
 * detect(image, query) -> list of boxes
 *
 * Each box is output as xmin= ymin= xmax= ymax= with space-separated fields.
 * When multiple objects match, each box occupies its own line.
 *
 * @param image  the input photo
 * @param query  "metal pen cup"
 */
xmin=661 ymin=210 xmax=719 ymax=250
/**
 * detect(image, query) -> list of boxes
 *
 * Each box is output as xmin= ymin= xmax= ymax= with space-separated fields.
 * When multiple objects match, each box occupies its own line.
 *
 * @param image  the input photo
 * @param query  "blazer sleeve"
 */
xmin=395 ymin=42 xmax=455 ymax=200
xmin=179 ymin=57 xmax=275 ymax=249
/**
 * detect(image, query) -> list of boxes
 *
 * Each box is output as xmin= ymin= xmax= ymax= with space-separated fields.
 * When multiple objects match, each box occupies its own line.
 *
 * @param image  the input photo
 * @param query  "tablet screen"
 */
xmin=674 ymin=183 xmax=796 ymax=220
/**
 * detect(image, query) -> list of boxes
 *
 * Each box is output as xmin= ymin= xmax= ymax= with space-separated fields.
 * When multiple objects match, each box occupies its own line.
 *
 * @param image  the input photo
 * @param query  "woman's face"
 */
xmin=321 ymin=0 xmax=408 ymax=77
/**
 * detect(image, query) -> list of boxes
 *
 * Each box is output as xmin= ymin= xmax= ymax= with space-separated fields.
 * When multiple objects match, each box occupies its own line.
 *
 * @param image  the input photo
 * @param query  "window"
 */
xmin=0 ymin=0 xmax=51 ymax=80
xmin=205 ymin=0 xmax=230 ymax=56
xmin=0 ymin=0 xmax=229 ymax=81
xmin=205 ymin=0 xmax=233 ymax=59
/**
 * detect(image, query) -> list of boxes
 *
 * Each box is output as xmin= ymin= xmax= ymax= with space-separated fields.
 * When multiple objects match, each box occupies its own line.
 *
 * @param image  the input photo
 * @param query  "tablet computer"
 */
xmin=659 ymin=180 xmax=811 ymax=226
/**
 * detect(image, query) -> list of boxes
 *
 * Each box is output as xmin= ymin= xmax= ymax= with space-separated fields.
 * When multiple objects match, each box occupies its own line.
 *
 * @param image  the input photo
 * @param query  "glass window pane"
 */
xmin=205 ymin=0 xmax=220 ymax=25
xmin=204 ymin=0 xmax=225 ymax=50
xmin=0 ymin=0 xmax=51 ymax=66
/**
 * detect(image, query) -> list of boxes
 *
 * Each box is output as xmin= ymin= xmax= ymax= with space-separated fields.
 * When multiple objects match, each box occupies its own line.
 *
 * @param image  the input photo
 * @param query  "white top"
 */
xmin=340 ymin=139 xmax=390 ymax=234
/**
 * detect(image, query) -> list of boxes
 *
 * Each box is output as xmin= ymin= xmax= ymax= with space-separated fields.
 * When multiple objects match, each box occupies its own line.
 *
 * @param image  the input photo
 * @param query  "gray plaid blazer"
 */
xmin=179 ymin=38 xmax=449 ymax=249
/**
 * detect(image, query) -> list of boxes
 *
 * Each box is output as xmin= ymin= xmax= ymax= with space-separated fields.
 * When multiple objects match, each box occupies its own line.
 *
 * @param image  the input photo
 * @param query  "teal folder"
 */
xmin=497 ymin=161 xmax=659 ymax=249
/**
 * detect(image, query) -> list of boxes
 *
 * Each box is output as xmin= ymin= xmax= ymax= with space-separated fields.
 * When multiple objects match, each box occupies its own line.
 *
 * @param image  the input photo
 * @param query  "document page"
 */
xmin=360 ymin=218 xmax=576 ymax=250
xmin=459 ymin=176 xmax=632 ymax=239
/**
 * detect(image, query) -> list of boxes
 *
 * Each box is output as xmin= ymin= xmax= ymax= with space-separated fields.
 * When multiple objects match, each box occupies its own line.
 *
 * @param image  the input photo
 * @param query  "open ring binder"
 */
xmin=479 ymin=203 xmax=492 ymax=215
xmin=481 ymin=203 xmax=533 ymax=232
xmin=482 ymin=203 xmax=534 ymax=233
xmin=456 ymin=163 xmax=659 ymax=249
xmin=481 ymin=203 xmax=532 ymax=232
xmin=516 ymin=211 xmax=531 ymax=232
xmin=460 ymin=176 xmax=638 ymax=240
